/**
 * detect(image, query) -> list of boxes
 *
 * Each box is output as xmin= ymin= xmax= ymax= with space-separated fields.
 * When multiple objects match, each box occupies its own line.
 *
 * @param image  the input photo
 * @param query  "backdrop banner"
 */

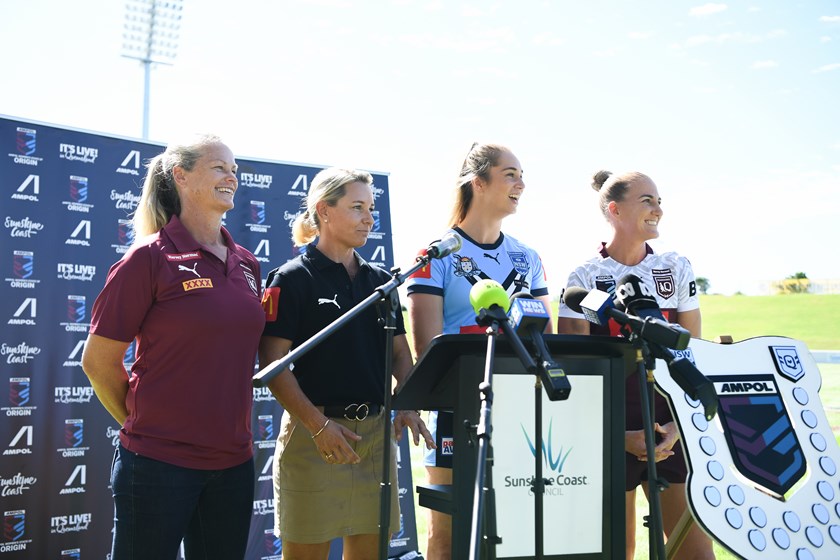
xmin=0 ymin=115 xmax=418 ymax=559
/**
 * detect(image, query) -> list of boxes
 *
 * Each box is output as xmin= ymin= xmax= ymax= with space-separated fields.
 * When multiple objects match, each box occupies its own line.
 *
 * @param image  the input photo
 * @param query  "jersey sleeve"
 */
xmin=261 ymin=266 xmax=306 ymax=341
xmin=405 ymin=248 xmax=446 ymax=297
xmin=529 ymin=248 xmax=549 ymax=297
xmin=557 ymin=267 xmax=588 ymax=319
xmin=89 ymin=244 xmax=156 ymax=343
xmin=676 ymin=255 xmax=700 ymax=312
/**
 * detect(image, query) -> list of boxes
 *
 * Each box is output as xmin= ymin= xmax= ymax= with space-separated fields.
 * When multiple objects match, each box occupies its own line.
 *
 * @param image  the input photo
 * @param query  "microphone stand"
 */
xmin=469 ymin=306 xmax=540 ymax=560
xmin=619 ymin=326 xmax=668 ymax=560
xmin=252 ymin=252 xmax=435 ymax=560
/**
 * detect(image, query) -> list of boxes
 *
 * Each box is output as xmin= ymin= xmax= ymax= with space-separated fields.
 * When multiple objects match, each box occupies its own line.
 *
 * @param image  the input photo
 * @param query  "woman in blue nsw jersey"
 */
xmin=405 ymin=143 xmax=551 ymax=560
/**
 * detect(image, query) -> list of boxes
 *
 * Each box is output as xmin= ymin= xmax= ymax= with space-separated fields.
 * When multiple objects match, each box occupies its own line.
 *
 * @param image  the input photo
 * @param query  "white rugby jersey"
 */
xmin=558 ymin=242 xmax=698 ymax=334
xmin=406 ymin=227 xmax=549 ymax=335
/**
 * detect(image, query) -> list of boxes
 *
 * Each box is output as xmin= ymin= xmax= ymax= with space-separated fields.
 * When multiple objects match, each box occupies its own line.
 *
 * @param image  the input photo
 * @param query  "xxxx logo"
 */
xmin=182 ymin=279 xmax=213 ymax=291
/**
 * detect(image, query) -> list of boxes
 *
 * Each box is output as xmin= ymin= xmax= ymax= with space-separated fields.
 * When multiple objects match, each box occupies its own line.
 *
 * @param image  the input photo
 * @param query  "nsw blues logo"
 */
xmin=507 ymin=251 xmax=529 ymax=276
xmin=770 ymin=346 xmax=804 ymax=382
xmin=711 ymin=374 xmax=806 ymax=497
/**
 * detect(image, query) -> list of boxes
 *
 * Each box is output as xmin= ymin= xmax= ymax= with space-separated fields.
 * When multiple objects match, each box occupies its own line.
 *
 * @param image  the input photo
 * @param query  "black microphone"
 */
xmin=508 ymin=293 xmax=571 ymax=401
xmin=663 ymin=355 xmax=718 ymax=420
xmin=563 ymin=286 xmax=614 ymax=325
xmin=565 ymin=286 xmax=716 ymax=418
xmin=426 ymin=232 xmax=463 ymax=259
xmin=565 ymin=284 xmax=690 ymax=351
xmin=614 ymin=274 xmax=690 ymax=350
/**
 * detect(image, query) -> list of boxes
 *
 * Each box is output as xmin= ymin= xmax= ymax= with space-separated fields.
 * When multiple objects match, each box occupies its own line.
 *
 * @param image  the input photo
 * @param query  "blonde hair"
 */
xmin=448 ymin=143 xmax=509 ymax=227
xmin=132 ymin=134 xmax=223 ymax=239
xmin=591 ymin=169 xmax=650 ymax=220
xmin=291 ymin=167 xmax=373 ymax=246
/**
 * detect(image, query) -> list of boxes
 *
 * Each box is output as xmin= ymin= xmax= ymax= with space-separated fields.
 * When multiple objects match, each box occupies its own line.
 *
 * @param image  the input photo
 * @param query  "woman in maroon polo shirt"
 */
xmin=82 ymin=134 xmax=264 ymax=560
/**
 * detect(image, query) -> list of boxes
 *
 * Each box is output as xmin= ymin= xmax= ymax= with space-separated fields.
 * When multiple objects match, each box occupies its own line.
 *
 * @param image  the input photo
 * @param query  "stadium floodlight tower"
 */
xmin=121 ymin=0 xmax=184 ymax=139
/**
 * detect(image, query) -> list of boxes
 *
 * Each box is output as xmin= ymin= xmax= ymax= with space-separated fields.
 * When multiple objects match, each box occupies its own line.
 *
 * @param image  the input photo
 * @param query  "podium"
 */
xmin=393 ymin=333 xmax=635 ymax=559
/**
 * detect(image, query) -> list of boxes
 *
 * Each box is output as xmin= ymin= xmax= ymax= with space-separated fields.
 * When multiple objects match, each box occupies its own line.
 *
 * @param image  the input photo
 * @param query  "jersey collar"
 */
xmin=453 ymin=226 xmax=505 ymax=250
xmin=597 ymin=241 xmax=654 ymax=259
xmin=162 ymin=214 xmax=242 ymax=265
xmin=304 ymin=243 xmax=371 ymax=273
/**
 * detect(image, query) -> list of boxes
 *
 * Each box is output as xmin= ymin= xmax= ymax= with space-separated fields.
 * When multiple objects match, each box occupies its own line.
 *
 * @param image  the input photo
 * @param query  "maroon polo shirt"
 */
xmin=90 ymin=215 xmax=264 ymax=469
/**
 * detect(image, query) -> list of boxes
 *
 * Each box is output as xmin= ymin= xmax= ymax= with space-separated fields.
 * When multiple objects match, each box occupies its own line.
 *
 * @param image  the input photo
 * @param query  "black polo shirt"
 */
xmin=262 ymin=244 xmax=405 ymax=406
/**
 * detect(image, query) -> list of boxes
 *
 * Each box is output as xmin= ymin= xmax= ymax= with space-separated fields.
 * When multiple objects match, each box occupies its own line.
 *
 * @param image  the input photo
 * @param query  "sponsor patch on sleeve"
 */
xmin=262 ymin=287 xmax=280 ymax=322
xmin=408 ymin=249 xmax=432 ymax=279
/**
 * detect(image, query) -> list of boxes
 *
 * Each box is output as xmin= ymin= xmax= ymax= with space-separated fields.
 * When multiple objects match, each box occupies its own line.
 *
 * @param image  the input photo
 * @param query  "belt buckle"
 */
xmin=344 ymin=403 xmax=369 ymax=421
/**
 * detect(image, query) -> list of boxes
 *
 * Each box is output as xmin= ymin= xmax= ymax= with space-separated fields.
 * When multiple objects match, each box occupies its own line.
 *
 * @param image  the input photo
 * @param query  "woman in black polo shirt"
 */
xmin=259 ymin=167 xmax=434 ymax=558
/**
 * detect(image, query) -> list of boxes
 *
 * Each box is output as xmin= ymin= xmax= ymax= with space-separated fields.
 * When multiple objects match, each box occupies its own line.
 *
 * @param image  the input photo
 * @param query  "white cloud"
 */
xmin=689 ymin=3 xmax=728 ymax=17
xmin=593 ymin=48 xmax=618 ymax=57
xmin=684 ymin=29 xmax=785 ymax=47
xmin=813 ymin=63 xmax=840 ymax=73
xmin=748 ymin=6 xmax=761 ymax=12
xmin=819 ymin=16 xmax=840 ymax=23
xmin=627 ymin=31 xmax=651 ymax=40
xmin=821 ymin=36 xmax=833 ymax=43
xmin=752 ymin=60 xmax=778 ymax=69
xmin=531 ymin=32 xmax=565 ymax=47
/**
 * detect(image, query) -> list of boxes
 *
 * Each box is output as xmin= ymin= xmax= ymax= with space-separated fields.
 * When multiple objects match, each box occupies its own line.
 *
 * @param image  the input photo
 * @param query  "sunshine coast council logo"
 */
xmin=504 ymin=418 xmax=591 ymax=496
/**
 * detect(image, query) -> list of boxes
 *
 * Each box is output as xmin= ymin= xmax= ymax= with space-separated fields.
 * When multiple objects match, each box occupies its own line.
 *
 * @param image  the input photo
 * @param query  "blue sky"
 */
xmin=2 ymin=0 xmax=838 ymax=295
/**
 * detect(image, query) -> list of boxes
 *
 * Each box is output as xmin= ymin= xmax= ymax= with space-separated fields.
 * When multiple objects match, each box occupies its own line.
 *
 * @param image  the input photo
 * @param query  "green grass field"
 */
xmin=404 ymin=294 xmax=840 ymax=559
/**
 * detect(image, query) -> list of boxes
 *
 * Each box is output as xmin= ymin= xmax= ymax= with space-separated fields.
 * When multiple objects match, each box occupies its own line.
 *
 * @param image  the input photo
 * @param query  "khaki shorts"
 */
xmin=273 ymin=410 xmax=400 ymax=543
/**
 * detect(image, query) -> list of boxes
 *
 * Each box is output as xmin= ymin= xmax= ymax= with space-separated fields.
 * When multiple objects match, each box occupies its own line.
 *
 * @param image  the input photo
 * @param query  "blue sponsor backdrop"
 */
xmin=0 ymin=115 xmax=418 ymax=559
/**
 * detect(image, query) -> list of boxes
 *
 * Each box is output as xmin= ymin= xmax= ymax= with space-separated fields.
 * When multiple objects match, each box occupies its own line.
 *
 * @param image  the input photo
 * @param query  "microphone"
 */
xmin=564 ymin=285 xmax=716 ymax=418
xmin=426 ymin=232 xmax=463 ymax=259
xmin=469 ymin=279 xmax=538 ymax=373
xmin=563 ymin=286 xmax=613 ymax=326
xmin=663 ymin=355 xmax=718 ymax=420
xmin=469 ymin=278 xmax=510 ymax=315
xmin=564 ymin=284 xmax=689 ymax=351
xmin=614 ymin=274 xmax=691 ymax=351
xmin=508 ymin=293 xmax=571 ymax=401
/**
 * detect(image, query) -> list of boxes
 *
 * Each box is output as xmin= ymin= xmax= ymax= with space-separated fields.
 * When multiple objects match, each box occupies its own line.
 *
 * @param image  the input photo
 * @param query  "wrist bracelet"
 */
xmin=312 ymin=418 xmax=330 ymax=439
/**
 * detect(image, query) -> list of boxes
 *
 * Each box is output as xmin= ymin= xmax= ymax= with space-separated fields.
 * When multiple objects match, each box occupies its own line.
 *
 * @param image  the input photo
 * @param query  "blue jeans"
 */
xmin=110 ymin=444 xmax=254 ymax=560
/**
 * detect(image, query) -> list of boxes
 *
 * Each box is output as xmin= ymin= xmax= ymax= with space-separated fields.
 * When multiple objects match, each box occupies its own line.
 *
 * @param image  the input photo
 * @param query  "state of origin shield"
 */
xmin=654 ymin=337 xmax=840 ymax=559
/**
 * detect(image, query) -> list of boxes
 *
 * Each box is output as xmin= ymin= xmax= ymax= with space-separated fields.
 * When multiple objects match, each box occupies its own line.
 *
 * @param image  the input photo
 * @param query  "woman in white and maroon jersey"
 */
xmin=557 ymin=170 xmax=714 ymax=560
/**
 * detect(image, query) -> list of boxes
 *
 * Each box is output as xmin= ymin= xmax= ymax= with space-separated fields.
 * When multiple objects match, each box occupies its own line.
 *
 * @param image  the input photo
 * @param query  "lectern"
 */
xmin=393 ymin=333 xmax=635 ymax=559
